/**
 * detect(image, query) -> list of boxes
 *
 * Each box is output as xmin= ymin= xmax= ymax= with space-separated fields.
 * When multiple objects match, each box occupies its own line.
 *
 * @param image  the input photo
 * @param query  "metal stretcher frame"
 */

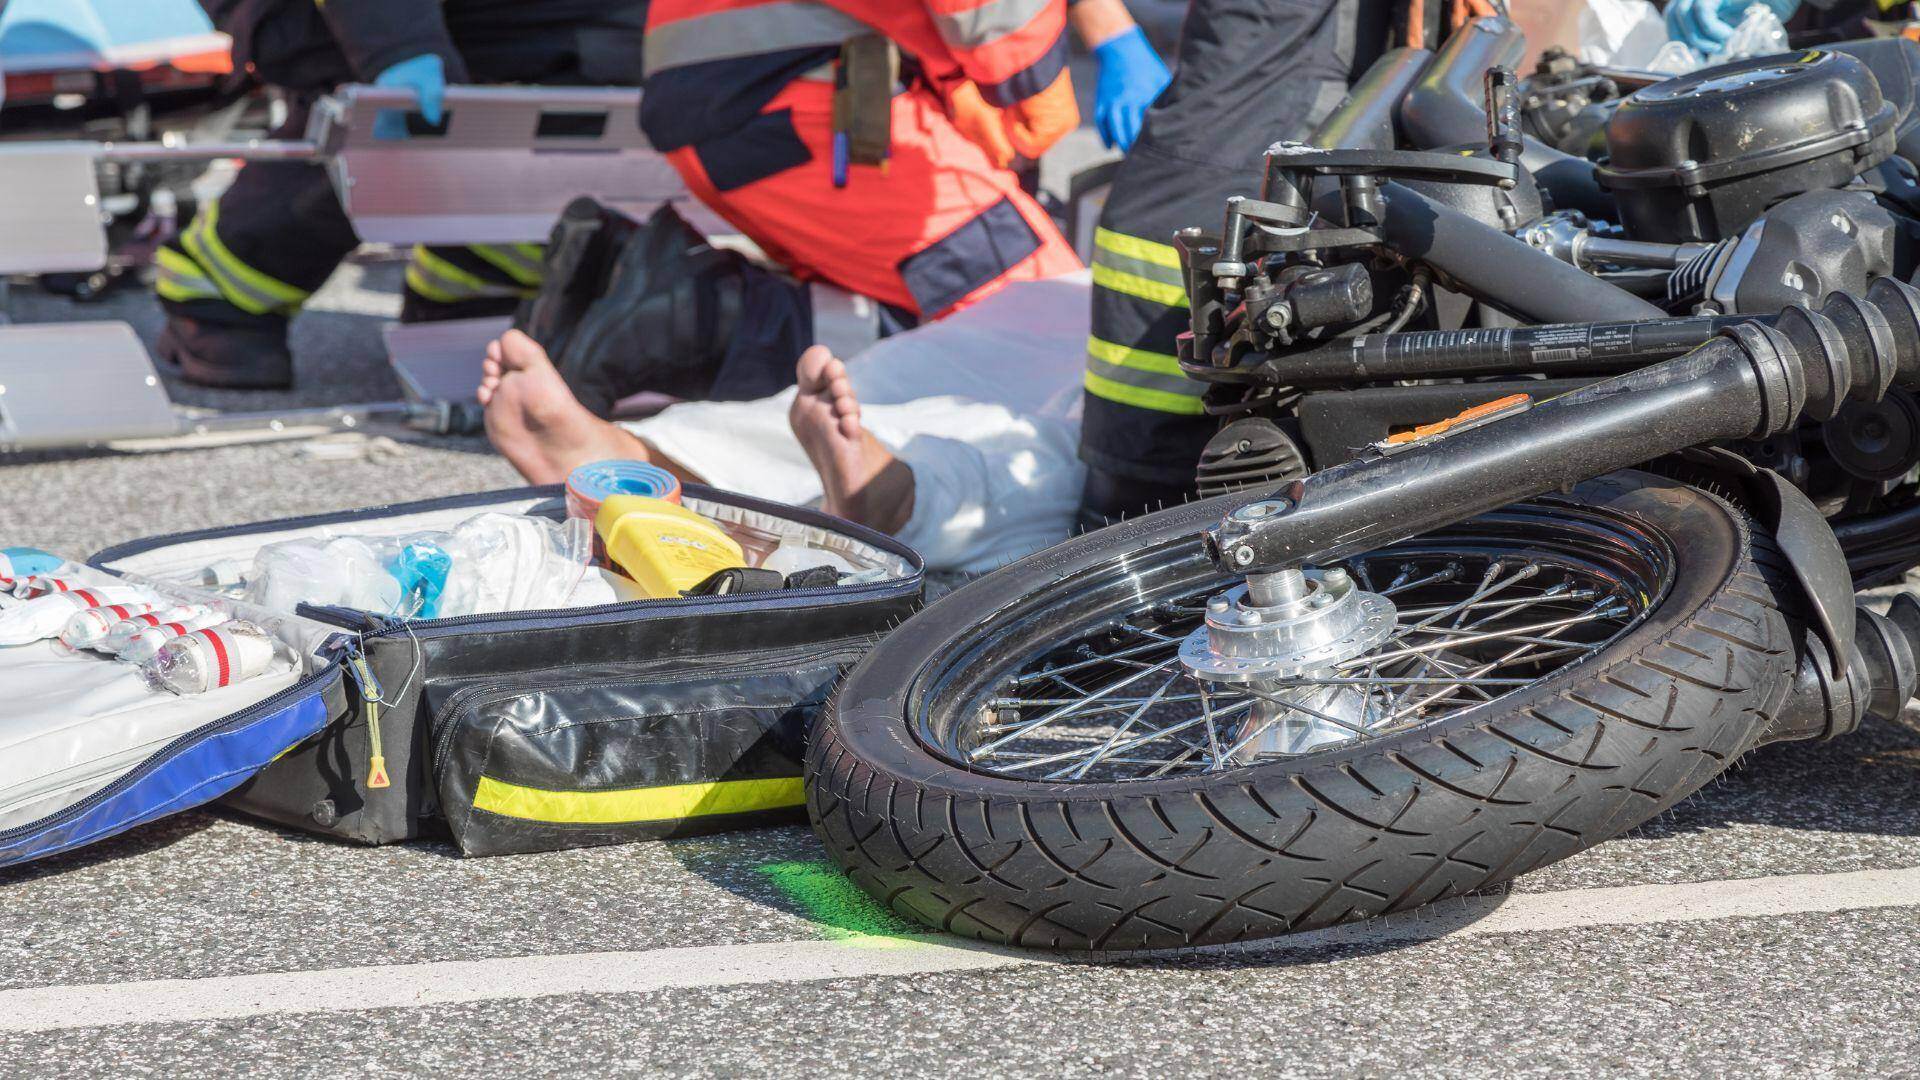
xmin=0 ymin=84 xmax=712 ymax=452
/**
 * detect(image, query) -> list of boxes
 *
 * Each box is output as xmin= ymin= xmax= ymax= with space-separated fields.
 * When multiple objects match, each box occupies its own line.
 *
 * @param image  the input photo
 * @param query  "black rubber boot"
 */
xmin=155 ymin=313 xmax=294 ymax=390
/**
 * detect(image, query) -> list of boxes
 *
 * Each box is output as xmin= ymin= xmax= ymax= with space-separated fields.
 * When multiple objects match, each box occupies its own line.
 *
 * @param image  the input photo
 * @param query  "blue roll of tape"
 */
xmin=565 ymin=460 xmax=683 ymax=522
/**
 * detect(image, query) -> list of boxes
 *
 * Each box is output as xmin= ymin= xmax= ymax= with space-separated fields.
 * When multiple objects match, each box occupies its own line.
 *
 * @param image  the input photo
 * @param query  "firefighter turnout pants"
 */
xmin=662 ymin=78 xmax=1083 ymax=321
xmin=1078 ymin=0 xmax=1389 ymax=524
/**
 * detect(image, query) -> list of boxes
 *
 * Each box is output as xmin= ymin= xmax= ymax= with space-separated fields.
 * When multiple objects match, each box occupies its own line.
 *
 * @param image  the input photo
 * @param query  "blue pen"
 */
xmin=832 ymin=131 xmax=850 ymax=188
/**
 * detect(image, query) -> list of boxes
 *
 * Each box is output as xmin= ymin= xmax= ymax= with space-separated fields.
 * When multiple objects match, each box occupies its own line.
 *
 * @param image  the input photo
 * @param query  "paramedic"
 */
xmin=636 ymin=0 xmax=1160 ymax=325
xmin=156 ymin=0 xmax=646 ymax=389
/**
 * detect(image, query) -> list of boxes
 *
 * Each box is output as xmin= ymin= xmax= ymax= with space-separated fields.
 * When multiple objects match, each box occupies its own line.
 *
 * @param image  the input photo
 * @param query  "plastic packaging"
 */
xmin=102 ymin=605 xmax=216 ymax=654
xmin=58 ymin=601 xmax=161 ymax=650
xmin=434 ymin=514 xmax=594 ymax=616
xmin=565 ymin=460 xmax=682 ymax=524
xmin=759 ymin=541 xmax=860 ymax=578
xmin=115 ymin=608 xmax=231 ymax=663
xmin=241 ymin=514 xmax=590 ymax=620
xmin=1576 ymin=0 xmax=1668 ymax=67
xmin=0 ymin=586 xmax=155 ymax=646
xmin=1644 ymin=3 xmax=1788 ymax=73
xmin=246 ymin=537 xmax=403 ymax=616
xmin=723 ymin=521 xmax=785 ymax=568
xmin=596 ymin=495 xmax=746 ymax=598
xmin=13 ymin=574 xmax=90 ymax=600
xmin=142 ymin=621 xmax=283 ymax=695
xmin=0 ymin=547 xmax=63 ymax=590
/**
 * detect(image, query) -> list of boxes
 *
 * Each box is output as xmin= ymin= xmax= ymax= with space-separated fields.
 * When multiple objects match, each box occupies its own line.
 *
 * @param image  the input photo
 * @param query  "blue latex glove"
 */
xmin=372 ymin=53 xmax=447 ymax=140
xmin=1092 ymin=26 xmax=1170 ymax=153
xmin=1665 ymin=0 xmax=1799 ymax=56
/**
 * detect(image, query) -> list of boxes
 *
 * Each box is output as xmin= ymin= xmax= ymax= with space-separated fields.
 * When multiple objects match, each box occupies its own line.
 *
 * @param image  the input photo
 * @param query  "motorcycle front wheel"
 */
xmin=807 ymin=472 xmax=1800 ymax=952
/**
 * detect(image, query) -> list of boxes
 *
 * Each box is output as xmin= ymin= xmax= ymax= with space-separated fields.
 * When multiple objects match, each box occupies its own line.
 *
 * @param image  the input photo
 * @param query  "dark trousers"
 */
xmin=1077 ymin=0 xmax=1391 ymax=524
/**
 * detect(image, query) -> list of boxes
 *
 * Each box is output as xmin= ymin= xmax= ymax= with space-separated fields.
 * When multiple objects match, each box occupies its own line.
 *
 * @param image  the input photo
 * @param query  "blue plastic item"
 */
xmin=0 ymin=0 xmax=214 ymax=62
xmin=372 ymin=53 xmax=448 ymax=140
xmin=1092 ymin=26 xmax=1171 ymax=152
xmin=1665 ymin=0 xmax=1799 ymax=56
xmin=0 ymin=547 xmax=63 ymax=584
xmin=389 ymin=540 xmax=454 ymax=620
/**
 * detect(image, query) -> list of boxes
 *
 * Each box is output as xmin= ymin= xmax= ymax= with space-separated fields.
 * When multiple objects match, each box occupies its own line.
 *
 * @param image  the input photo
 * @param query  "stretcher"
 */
xmin=0 ymin=83 xmax=720 ymax=453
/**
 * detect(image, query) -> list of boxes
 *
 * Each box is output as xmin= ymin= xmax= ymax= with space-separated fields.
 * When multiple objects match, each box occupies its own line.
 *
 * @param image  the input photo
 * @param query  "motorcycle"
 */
xmin=804 ymin=16 xmax=1920 ymax=952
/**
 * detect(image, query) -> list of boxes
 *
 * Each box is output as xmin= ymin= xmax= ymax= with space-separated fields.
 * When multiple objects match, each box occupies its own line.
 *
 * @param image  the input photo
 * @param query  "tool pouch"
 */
xmin=834 ymin=34 xmax=898 ymax=168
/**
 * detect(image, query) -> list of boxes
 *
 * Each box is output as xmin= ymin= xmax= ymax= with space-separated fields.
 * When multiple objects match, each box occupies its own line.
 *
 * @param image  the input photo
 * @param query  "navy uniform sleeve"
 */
xmin=314 ymin=0 xmax=470 ymax=81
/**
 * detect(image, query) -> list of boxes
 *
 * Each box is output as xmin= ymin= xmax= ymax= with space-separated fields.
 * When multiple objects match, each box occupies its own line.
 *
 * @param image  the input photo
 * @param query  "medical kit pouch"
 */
xmin=0 ymin=483 xmax=919 ymax=868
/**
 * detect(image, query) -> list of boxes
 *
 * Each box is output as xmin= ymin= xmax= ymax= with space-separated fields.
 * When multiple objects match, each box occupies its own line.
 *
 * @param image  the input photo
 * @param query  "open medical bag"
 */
xmin=0 ymin=484 xmax=922 ymax=866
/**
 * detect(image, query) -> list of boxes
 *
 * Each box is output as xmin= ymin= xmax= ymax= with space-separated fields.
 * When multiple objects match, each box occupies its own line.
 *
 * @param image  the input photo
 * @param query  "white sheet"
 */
xmin=629 ymin=273 xmax=1090 ymax=572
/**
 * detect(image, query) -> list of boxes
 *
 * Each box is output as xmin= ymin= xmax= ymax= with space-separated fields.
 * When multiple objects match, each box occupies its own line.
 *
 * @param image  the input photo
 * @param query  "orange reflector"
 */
xmin=1383 ymin=393 xmax=1533 ymax=447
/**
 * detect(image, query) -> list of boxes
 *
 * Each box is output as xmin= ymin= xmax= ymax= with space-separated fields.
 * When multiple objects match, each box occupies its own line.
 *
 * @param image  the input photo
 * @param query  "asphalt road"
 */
xmin=5 ymin=203 xmax=1920 ymax=1077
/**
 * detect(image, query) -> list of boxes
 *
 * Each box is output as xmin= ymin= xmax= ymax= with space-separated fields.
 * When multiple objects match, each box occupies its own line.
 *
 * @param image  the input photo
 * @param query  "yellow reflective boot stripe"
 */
xmin=181 ymin=201 xmax=310 ymax=315
xmin=406 ymin=245 xmax=529 ymax=302
xmin=469 ymin=243 xmax=545 ymax=287
xmin=153 ymin=247 xmax=221 ymax=303
xmin=471 ymin=774 xmax=807 ymax=824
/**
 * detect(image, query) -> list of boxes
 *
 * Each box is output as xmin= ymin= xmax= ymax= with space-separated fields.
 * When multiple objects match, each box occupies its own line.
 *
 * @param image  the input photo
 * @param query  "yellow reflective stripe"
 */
xmin=406 ymin=244 xmax=527 ymax=301
xmin=182 ymin=200 xmax=309 ymax=315
xmin=469 ymin=243 xmax=545 ymax=287
xmin=1092 ymin=263 xmax=1188 ymax=307
xmin=511 ymin=242 xmax=544 ymax=261
xmin=153 ymin=247 xmax=221 ymax=303
xmin=1086 ymin=336 xmax=1184 ymax=377
xmin=1084 ymin=369 xmax=1208 ymax=415
xmin=404 ymin=264 xmax=464 ymax=304
xmin=472 ymin=774 xmax=806 ymax=825
xmin=1094 ymin=226 xmax=1181 ymax=269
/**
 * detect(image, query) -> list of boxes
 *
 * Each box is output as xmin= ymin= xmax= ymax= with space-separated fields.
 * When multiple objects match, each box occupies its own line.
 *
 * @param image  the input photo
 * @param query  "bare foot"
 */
xmin=788 ymin=345 xmax=914 ymax=534
xmin=478 ymin=329 xmax=650 ymax=484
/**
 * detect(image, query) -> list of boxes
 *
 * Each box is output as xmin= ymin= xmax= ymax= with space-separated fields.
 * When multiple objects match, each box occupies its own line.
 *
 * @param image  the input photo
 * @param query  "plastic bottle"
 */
xmin=142 ymin=621 xmax=280 ymax=695
xmin=595 ymin=495 xmax=747 ymax=598
xmin=102 ymin=605 xmax=211 ymax=654
xmin=58 ymin=601 xmax=161 ymax=650
xmin=116 ymin=609 xmax=231 ymax=663
xmin=0 ymin=586 xmax=155 ymax=646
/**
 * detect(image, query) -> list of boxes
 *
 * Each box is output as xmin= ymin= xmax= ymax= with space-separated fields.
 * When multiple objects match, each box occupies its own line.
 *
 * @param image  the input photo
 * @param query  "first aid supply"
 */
xmin=239 ymin=513 xmax=592 ymax=620
xmin=58 ymin=602 xmax=161 ymax=650
xmin=760 ymin=540 xmax=860 ymax=578
xmin=0 ymin=587 xmax=155 ymax=646
xmin=565 ymin=460 xmax=683 ymax=524
xmin=116 ymin=609 xmax=231 ymax=663
xmin=14 ymin=574 xmax=88 ymax=599
xmin=142 ymin=621 xmax=281 ymax=695
xmin=596 ymin=495 xmax=746 ymax=598
xmin=101 ymin=606 xmax=215 ymax=654
xmin=0 ymin=548 xmax=62 ymax=589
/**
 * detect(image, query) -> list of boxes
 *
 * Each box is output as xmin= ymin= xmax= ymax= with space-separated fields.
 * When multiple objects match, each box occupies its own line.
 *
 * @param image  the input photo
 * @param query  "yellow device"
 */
xmin=595 ymin=495 xmax=746 ymax=598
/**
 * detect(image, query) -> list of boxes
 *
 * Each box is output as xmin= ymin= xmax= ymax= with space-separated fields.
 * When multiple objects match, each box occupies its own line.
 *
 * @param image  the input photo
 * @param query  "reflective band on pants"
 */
xmin=180 ymin=200 xmax=312 ymax=316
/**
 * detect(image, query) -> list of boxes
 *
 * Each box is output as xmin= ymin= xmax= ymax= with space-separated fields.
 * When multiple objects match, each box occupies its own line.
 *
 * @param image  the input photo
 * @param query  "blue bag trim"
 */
xmin=0 ymin=666 xmax=341 ymax=868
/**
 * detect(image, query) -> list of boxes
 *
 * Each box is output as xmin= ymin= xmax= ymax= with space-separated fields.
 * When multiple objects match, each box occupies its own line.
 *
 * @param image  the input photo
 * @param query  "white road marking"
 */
xmin=4 ymin=865 xmax=1916 ymax=1033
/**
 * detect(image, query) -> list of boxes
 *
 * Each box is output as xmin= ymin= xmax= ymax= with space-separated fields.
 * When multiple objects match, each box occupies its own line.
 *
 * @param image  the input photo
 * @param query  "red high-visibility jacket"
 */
xmin=640 ymin=0 xmax=1067 ymax=152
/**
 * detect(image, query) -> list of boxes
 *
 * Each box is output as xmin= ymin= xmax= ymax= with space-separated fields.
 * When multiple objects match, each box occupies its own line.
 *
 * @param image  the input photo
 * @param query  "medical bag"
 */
xmin=0 ymin=484 xmax=921 ymax=865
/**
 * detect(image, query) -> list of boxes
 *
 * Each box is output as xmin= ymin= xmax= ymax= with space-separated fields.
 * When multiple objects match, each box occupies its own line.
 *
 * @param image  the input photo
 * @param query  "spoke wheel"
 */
xmin=810 ymin=475 xmax=1799 ymax=951
xmin=917 ymin=509 xmax=1666 ymax=783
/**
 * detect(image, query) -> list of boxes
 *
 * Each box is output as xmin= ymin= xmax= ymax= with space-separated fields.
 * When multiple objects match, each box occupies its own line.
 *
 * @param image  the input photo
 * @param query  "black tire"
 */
xmin=807 ymin=473 xmax=1802 ymax=951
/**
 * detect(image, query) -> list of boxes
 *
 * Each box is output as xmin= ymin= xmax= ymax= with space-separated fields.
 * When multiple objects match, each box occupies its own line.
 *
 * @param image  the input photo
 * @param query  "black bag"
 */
xmin=87 ymin=484 xmax=923 ymax=855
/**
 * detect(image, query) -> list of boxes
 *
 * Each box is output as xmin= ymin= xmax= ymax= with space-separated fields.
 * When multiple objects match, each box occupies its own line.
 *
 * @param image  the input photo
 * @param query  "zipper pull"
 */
xmin=344 ymin=647 xmax=391 ymax=790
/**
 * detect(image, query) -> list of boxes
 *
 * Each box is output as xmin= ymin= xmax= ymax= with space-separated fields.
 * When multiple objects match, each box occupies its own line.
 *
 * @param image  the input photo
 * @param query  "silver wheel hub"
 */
xmin=1179 ymin=567 xmax=1397 ymax=682
xmin=1179 ymin=566 xmax=1398 ymax=757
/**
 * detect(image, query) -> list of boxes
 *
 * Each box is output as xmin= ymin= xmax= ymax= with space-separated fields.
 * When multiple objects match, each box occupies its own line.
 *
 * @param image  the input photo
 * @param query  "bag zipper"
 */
xmin=0 ymin=659 xmax=343 ymax=847
xmin=428 ymin=642 xmax=869 ymax=781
